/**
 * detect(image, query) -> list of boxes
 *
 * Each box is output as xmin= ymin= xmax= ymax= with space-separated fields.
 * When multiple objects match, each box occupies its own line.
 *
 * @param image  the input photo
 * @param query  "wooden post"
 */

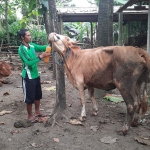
xmin=127 ymin=22 xmax=130 ymax=45
xmin=90 ymin=22 xmax=93 ymax=48
xmin=118 ymin=12 xmax=123 ymax=46
xmin=60 ymin=15 xmax=63 ymax=34
xmin=147 ymin=0 xmax=150 ymax=54
xmin=55 ymin=15 xmax=66 ymax=110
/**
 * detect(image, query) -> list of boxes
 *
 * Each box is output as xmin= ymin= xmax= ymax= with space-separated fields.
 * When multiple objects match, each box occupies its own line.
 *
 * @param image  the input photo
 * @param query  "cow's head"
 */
xmin=48 ymin=32 xmax=76 ymax=55
xmin=0 ymin=62 xmax=12 ymax=78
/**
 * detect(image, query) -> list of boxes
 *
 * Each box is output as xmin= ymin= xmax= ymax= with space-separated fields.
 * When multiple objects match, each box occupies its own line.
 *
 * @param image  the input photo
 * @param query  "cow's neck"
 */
xmin=63 ymin=48 xmax=80 ymax=87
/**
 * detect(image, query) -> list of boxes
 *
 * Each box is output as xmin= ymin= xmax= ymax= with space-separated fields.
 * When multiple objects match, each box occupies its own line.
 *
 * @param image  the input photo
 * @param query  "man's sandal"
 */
xmin=28 ymin=117 xmax=39 ymax=123
xmin=35 ymin=114 xmax=47 ymax=117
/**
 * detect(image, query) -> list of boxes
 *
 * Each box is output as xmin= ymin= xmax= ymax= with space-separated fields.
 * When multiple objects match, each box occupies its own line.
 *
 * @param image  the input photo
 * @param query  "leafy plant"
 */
xmin=0 ymin=28 xmax=6 ymax=39
xmin=29 ymin=26 xmax=48 ymax=44
xmin=63 ymin=22 xmax=94 ymax=42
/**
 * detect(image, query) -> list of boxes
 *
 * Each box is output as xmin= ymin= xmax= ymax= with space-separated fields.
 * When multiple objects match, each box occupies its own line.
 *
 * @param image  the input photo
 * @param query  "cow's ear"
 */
xmin=71 ymin=45 xmax=81 ymax=51
xmin=66 ymin=36 xmax=71 ymax=42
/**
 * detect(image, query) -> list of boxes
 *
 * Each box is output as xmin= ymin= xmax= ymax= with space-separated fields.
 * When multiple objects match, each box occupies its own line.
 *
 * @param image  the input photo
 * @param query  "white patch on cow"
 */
xmin=81 ymin=104 xmax=86 ymax=117
xmin=49 ymin=33 xmax=70 ymax=54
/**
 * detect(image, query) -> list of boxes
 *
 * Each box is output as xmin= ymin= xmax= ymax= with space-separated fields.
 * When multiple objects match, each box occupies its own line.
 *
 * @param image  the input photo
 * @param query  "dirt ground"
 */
xmin=0 ymin=66 xmax=150 ymax=150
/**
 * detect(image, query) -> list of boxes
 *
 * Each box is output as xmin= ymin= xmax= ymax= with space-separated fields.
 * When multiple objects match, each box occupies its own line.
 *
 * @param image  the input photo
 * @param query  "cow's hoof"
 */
xmin=92 ymin=111 xmax=98 ymax=116
xmin=118 ymin=124 xmax=129 ymax=136
xmin=79 ymin=116 xmax=86 ymax=122
xmin=121 ymin=129 xmax=128 ymax=136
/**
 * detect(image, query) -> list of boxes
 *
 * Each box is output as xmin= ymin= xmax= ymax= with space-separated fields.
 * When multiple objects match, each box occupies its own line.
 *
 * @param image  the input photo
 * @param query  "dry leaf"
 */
xmin=3 ymin=92 xmax=10 ymax=96
xmin=100 ymin=136 xmax=117 ymax=144
xmin=41 ymin=81 xmax=51 ymax=84
xmin=69 ymin=119 xmax=83 ymax=126
xmin=90 ymin=126 xmax=99 ymax=132
xmin=43 ymin=86 xmax=56 ymax=91
xmin=16 ymin=86 xmax=22 ymax=88
xmin=0 ymin=122 xmax=5 ymax=125
xmin=0 ymin=110 xmax=13 ymax=116
xmin=31 ymin=143 xmax=43 ymax=148
xmin=134 ymin=136 xmax=150 ymax=145
xmin=54 ymin=138 xmax=60 ymax=143
xmin=11 ymin=129 xmax=27 ymax=135
xmin=2 ymin=80 xmax=9 ymax=84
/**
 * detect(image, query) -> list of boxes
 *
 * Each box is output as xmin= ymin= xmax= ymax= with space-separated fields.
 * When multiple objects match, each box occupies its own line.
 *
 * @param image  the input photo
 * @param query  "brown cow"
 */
xmin=0 ymin=62 xmax=12 ymax=86
xmin=49 ymin=32 xmax=150 ymax=135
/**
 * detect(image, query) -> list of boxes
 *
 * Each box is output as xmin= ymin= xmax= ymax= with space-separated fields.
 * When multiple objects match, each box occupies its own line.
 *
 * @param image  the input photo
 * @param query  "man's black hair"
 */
xmin=18 ymin=28 xmax=28 ymax=39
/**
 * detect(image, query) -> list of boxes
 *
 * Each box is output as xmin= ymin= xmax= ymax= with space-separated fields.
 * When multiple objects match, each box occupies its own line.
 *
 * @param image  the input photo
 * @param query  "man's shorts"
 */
xmin=22 ymin=75 xmax=42 ymax=104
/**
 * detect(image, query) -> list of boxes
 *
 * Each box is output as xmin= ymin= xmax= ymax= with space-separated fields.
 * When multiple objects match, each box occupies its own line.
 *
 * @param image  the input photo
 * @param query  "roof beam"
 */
xmin=117 ymin=0 xmax=139 ymax=13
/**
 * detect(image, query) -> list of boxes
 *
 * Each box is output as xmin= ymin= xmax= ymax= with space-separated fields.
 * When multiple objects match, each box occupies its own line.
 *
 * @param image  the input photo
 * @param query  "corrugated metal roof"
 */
xmin=57 ymin=6 xmax=149 ymax=22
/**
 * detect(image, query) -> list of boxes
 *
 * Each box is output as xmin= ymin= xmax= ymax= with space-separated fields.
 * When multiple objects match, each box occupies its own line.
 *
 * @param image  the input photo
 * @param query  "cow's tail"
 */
xmin=140 ymin=49 xmax=150 ymax=115
xmin=141 ymin=82 xmax=148 ymax=115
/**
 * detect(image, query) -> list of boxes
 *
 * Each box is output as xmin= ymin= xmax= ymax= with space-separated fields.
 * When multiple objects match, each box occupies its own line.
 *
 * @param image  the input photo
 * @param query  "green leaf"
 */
xmin=0 ymin=5 xmax=3 ymax=11
xmin=29 ymin=0 xmax=36 ymax=10
xmin=21 ymin=22 xmax=26 ymax=28
xmin=103 ymin=94 xmax=124 ymax=103
xmin=28 ymin=12 xmax=32 ymax=17
xmin=38 ymin=8 xmax=44 ymax=15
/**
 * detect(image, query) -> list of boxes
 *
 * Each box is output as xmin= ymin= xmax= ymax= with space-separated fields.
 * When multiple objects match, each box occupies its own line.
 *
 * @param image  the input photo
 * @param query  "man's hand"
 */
xmin=39 ymin=52 xmax=50 ymax=59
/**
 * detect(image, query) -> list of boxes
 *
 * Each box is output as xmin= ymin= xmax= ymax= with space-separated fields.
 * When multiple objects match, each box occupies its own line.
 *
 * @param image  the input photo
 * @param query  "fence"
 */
xmin=0 ymin=46 xmax=52 ymax=70
xmin=0 ymin=42 xmax=91 ymax=70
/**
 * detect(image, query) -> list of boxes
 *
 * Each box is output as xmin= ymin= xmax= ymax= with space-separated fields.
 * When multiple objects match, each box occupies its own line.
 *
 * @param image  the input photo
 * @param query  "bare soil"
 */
xmin=0 ymin=67 xmax=150 ymax=150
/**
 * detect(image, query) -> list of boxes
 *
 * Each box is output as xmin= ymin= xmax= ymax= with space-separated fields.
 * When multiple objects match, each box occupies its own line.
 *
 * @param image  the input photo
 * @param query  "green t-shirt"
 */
xmin=18 ymin=42 xmax=47 ymax=79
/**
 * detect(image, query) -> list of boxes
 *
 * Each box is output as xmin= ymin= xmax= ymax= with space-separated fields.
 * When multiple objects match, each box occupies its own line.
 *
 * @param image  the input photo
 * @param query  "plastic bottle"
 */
xmin=44 ymin=46 xmax=51 ymax=63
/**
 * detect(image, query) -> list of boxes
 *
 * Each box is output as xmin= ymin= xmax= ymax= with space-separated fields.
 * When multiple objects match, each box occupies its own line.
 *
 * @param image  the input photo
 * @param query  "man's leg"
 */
xmin=34 ymin=100 xmax=48 ymax=123
xmin=26 ymin=103 xmax=33 ymax=120
xmin=34 ymin=100 xmax=41 ymax=116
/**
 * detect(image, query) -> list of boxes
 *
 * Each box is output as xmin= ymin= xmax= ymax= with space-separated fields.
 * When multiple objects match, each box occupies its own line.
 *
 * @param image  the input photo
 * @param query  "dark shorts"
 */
xmin=22 ymin=75 xmax=42 ymax=104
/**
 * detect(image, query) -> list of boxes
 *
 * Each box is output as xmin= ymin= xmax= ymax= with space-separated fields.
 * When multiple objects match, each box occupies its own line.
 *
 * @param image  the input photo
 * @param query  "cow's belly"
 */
xmin=85 ymin=69 xmax=116 ymax=90
xmin=87 ymin=82 xmax=116 ymax=91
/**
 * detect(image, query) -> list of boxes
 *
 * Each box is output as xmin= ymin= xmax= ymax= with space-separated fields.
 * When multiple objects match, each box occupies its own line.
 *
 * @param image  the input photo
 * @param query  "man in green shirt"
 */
xmin=18 ymin=28 xmax=50 ymax=123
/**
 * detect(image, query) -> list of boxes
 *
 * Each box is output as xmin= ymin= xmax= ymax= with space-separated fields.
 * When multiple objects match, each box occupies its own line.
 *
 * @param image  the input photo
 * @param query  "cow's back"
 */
xmin=70 ymin=46 xmax=150 ymax=90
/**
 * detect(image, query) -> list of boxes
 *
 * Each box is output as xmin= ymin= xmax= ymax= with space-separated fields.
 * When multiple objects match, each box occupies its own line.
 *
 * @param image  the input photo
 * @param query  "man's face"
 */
xmin=22 ymin=31 xmax=32 ymax=43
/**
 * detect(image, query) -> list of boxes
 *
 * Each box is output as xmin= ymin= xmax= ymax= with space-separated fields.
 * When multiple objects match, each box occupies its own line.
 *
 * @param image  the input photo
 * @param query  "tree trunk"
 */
xmin=96 ymin=0 xmax=113 ymax=46
xmin=48 ymin=0 xmax=67 ymax=117
xmin=48 ymin=0 xmax=59 ymax=80
xmin=5 ymin=0 xmax=10 ymax=46
xmin=95 ymin=0 xmax=113 ymax=99
xmin=48 ymin=0 xmax=60 ymax=33
xmin=56 ymin=64 xmax=66 ymax=110
xmin=42 ymin=4 xmax=51 ymax=35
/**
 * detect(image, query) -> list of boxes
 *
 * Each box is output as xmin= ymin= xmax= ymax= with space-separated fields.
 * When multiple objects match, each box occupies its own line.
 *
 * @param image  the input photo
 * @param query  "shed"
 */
xmin=57 ymin=5 xmax=149 ymax=48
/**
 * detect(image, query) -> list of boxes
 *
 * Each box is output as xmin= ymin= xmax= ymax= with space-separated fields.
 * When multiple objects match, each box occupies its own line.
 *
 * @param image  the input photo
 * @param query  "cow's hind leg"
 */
xmin=88 ymin=87 xmax=98 ymax=116
xmin=114 ymin=75 xmax=142 ymax=135
xmin=118 ymin=87 xmax=141 ymax=135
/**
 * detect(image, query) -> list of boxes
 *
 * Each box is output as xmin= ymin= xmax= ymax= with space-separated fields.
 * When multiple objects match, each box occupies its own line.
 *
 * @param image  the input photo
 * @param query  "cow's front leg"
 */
xmin=78 ymin=88 xmax=86 ymax=121
xmin=88 ymin=87 xmax=98 ymax=116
